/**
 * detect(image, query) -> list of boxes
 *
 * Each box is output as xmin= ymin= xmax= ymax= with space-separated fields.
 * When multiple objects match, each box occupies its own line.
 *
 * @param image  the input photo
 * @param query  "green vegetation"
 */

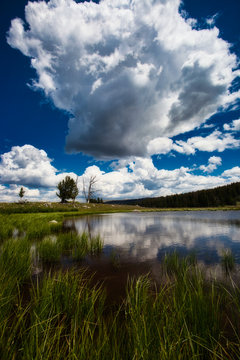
xmin=18 ymin=186 xmax=25 ymax=201
xmin=221 ymin=249 xmax=235 ymax=275
xmin=0 ymin=201 xmax=144 ymax=214
xmin=1 ymin=208 xmax=240 ymax=358
xmin=163 ymin=250 xmax=197 ymax=274
xmin=108 ymin=181 xmax=240 ymax=208
xmin=0 ymin=251 xmax=240 ymax=358
xmin=0 ymin=212 xmax=64 ymax=241
xmin=37 ymin=236 xmax=62 ymax=262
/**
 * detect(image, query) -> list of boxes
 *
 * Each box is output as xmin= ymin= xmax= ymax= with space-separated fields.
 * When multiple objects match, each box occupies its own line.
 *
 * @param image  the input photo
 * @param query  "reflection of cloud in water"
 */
xmin=65 ymin=211 xmax=240 ymax=263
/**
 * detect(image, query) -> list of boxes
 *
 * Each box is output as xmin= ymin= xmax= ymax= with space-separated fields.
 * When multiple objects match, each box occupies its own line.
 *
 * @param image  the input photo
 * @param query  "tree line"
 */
xmin=107 ymin=182 xmax=240 ymax=208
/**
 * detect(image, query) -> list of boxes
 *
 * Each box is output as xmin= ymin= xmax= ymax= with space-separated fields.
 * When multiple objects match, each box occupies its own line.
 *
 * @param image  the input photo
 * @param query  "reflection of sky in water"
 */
xmin=65 ymin=211 xmax=240 ymax=264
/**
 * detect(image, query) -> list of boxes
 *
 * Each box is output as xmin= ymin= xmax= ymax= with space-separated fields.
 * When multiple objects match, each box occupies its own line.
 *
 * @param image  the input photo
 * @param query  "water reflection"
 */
xmin=65 ymin=211 xmax=240 ymax=264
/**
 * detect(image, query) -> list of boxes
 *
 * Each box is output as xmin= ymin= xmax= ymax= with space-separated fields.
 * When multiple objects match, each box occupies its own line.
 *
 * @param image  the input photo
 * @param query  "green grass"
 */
xmin=89 ymin=234 xmax=104 ymax=255
xmin=71 ymin=232 xmax=104 ymax=260
xmin=1 ymin=256 xmax=240 ymax=358
xmin=1 ymin=209 xmax=240 ymax=358
xmin=221 ymin=249 xmax=235 ymax=275
xmin=1 ymin=264 xmax=240 ymax=359
xmin=37 ymin=236 xmax=62 ymax=263
xmin=0 ymin=201 xmax=147 ymax=215
xmin=163 ymin=250 xmax=197 ymax=276
xmin=0 ymin=213 xmax=64 ymax=242
xmin=72 ymin=232 xmax=89 ymax=260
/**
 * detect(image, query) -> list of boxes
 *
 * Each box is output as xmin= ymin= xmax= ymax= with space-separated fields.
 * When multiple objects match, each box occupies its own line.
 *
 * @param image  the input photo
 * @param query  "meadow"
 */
xmin=0 ymin=203 xmax=240 ymax=359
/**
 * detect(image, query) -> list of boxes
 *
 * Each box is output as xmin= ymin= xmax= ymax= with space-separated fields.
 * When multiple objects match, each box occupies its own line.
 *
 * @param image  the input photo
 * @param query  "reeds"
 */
xmin=221 ymin=249 xmax=235 ymax=275
xmin=72 ymin=232 xmax=104 ymax=260
xmin=0 ymin=258 xmax=240 ymax=358
xmin=1 ymin=212 xmax=240 ymax=359
xmin=35 ymin=231 xmax=104 ymax=263
xmin=37 ymin=236 xmax=62 ymax=262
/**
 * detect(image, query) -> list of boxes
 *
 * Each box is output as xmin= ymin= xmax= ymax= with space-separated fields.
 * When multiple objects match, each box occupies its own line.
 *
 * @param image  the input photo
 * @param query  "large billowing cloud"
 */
xmin=7 ymin=0 xmax=240 ymax=159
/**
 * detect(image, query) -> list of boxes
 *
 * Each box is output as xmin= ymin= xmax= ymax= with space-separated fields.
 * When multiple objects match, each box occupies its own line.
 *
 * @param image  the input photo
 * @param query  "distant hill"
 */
xmin=106 ymin=182 xmax=240 ymax=208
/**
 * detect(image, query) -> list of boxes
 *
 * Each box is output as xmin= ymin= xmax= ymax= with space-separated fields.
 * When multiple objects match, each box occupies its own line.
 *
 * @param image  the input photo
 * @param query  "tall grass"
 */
xmin=72 ymin=232 xmax=89 ymax=260
xmin=221 ymin=249 xmax=235 ymax=275
xmin=71 ymin=232 xmax=104 ymax=260
xmin=37 ymin=236 xmax=62 ymax=263
xmin=1 ymin=211 xmax=240 ymax=359
xmin=89 ymin=234 xmax=104 ymax=255
xmin=0 ymin=260 xmax=240 ymax=358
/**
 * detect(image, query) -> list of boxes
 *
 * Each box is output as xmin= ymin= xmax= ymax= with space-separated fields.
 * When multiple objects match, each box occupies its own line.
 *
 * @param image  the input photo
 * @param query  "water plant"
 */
xmin=57 ymin=232 xmax=80 ymax=252
xmin=1 ymin=207 xmax=240 ymax=359
xmin=0 ymin=258 xmax=240 ymax=358
xmin=37 ymin=236 xmax=61 ymax=262
xmin=221 ymin=249 xmax=235 ymax=275
xmin=89 ymin=234 xmax=104 ymax=255
xmin=72 ymin=232 xmax=89 ymax=260
xmin=71 ymin=232 xmax=104 ymax=260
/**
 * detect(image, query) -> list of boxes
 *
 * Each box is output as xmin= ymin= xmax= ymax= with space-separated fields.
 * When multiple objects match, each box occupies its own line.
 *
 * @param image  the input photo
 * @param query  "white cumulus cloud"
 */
xmin=0 ymin=145 xmax=77 ymax=188
xmin=173 ymin=130 xmax=240 ymax=154
xmin=199 ymin=156 xmax=222 ymax=173
xmin=7 ymin=0 xmax=240 ymax=159
xmin=222 ymin=166 xmax=240 ymax=182
xmin=148 ymin=130 xmax=240 ymax=156
xmin=1 ymin=145 xmax=240 ymax=202
xmin=78 ymin=157 xmax=227 ymax=200
xmin=223 ymin=119 xmax=240 ymax=131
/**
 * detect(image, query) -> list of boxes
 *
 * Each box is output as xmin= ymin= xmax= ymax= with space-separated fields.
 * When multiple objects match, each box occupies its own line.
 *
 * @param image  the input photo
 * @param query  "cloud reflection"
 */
xmin=65 ymin=211 xmax=240 ymax=264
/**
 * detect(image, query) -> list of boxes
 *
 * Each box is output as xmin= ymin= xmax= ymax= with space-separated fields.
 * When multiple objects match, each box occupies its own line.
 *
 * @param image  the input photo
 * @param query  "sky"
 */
xmin=1 ymin=0 xmax=240 ymax=202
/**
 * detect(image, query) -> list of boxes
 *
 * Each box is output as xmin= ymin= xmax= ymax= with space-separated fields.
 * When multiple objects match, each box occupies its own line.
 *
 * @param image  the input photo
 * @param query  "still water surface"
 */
xmin=65 ymin=211 xmax=240 ymax=265
xmin=63 ymin=211 xmax=240 ymax=302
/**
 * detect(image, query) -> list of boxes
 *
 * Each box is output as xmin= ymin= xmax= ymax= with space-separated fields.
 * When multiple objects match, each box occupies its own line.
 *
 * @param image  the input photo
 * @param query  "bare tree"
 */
xmin=82 ymin=175 xmax=98 ymax=203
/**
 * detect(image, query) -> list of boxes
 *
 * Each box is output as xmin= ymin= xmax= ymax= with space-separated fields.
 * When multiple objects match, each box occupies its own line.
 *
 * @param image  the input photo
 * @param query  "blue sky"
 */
xmin=0 ymin=0 xmax=240 ymax=202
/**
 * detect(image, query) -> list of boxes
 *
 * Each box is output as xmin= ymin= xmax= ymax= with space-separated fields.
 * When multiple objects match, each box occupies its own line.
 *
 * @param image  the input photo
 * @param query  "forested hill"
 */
xmin=107 ymin=182 xmax=240 ymax=208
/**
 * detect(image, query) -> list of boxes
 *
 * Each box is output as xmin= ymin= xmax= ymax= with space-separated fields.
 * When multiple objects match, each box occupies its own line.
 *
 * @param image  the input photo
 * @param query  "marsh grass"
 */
xmin=56 ymin=232 xmax=80 ymax=252
xmin=0 ymin=259 xmax=240 ymax=358
xmin=72 ymin=232 xmax=90 ymax=260
xmin=37 ymin=236 xmax=62 ymax=263
xmin=1 ymin=211 xmax=240 ymax=358
xmin=34 ymin=230 xmax=104 ymax=264
xmin=123 ymin=270 xmax=239 ymax=359
xmin=89 ymin=234 xmax=104 ymax=255
xmin=221 ymin=249 xmax=235 ymax=275
xmin=0 ymin=213 xmax=63 ymax=242
xmin=163 ymin=250 xmax=197 ymax=277
xmin=71 ymin=232 xmax=104 ymax=260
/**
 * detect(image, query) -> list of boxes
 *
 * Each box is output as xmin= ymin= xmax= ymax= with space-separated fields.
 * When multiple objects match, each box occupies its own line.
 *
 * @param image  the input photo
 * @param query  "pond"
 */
xmin=63 ymin=211 xmax=240 ymax=301
xmin=65 ymin=211 xmax=240 ymax=265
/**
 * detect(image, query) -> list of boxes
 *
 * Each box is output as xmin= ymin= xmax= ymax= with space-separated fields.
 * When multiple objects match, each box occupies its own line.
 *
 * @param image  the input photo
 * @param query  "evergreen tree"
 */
xmin=72 ymin=177 xmax=79 ymax=203
xmin=56 ymin=176 xmax=78 ymax=203
xmin=19 ymin=187 xmax=25 ymax=200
